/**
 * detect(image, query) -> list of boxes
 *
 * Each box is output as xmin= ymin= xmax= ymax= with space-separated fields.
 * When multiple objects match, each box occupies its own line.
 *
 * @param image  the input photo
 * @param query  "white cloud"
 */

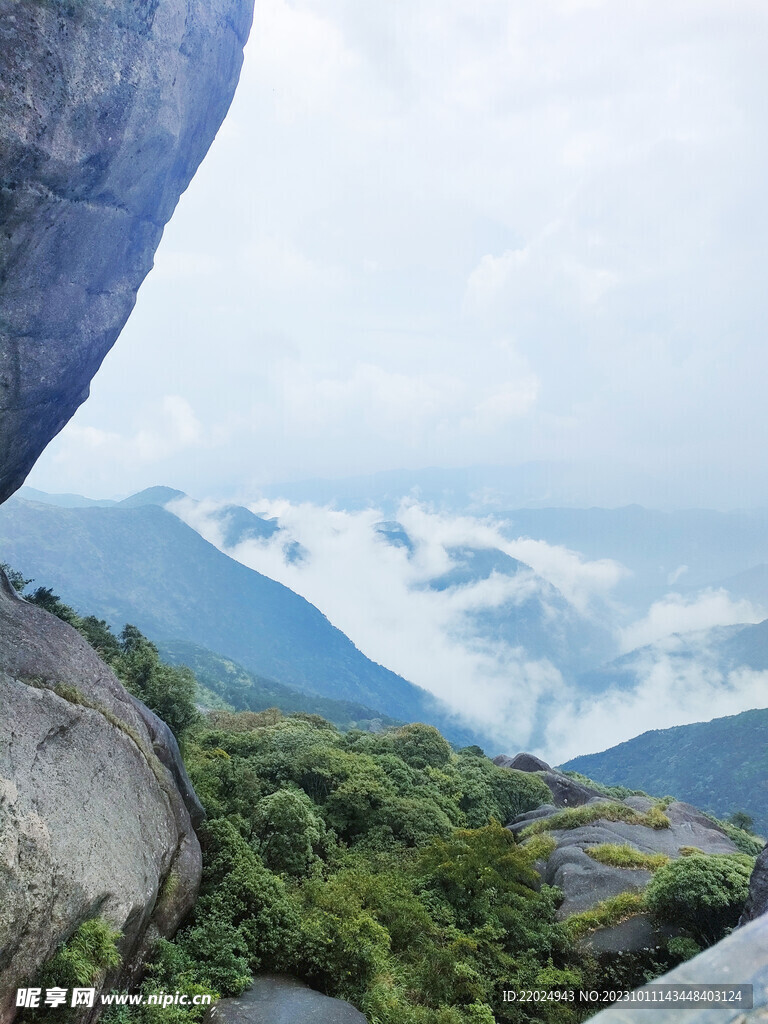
xmin=170 ymin=496 xmax=630 ymax=748
xmin=619 ymin=588 xmax=765 ymax=653
xmin=546 ymin=658 xmax=768 ymax=765
xmin=500 ymin=536 xmax=628 ymax=615
xmin=464 ymin=248 xmax=531 ymax=313
xmin=51 ymin=396 xmax=204 ymax=467
xmin=27 ymin=0 xmax=768 ymax=505
xmin=241 ymin=236 xmax=347 ymax=293
xmin=166 ymin=496 xmax=768 ymax=758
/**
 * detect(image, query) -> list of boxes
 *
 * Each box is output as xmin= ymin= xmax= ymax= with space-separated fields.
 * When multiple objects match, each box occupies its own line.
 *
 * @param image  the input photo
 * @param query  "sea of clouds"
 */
xmin=170 ymin=496 xmax=768 ymax=762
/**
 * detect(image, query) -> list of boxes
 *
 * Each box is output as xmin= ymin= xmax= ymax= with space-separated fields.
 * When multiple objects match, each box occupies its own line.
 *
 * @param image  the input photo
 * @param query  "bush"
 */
xmin=388 ymin=723 xmax=454 ymax=769
xmin=719 ymin=821 xmax=765 ymax=856
xmin=521 ymin=833 xmax=558 ymax=863
xmin=645 ymin=853 xmax=753 ymax=946
xmin=251 ymin=787 xmax=332 ymax=876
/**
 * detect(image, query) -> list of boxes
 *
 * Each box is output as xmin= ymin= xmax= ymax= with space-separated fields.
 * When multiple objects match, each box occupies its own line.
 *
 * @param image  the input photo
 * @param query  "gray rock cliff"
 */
xmin=502 ymin=754 xmax=740 ymax=954
xmin=0 ymin=0 xmax=253 ymax=503
xmin=740 ymin=843 xmax=768 ymax=924
xmin=0 ymin=573 xmax=203 ymax=1020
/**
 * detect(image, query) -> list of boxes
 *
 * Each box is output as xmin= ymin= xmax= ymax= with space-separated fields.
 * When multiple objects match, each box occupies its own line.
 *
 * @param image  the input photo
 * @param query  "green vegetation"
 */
xmin=562 ymin=892 xmax=646 ymax=942
xmin=728 ymin=810 xmax=755 ymax=832
xmin=562 ymin=709 xmax=768 ymax=835
xmin=37 ymin=918 xmax=122 ymax=1020
xmin=158 ymin=640 xmax=405 ymax=734
xmin=716 ymin=821 xmax=764 ymax=857
xmin=584 ymin=845 xmax=669 ymax=871
xmin=143 ymin=715 xmax=574 ymax=1024
xmin=0 ymin=561 xmax=32 ymax=592
xmin=520 ymin=801 xmax=669 ymax=838
xmin=522 ymin=833 xmax=558 ymax=863
xmin=645 ymin=853 xmax=754 ymax=947
xmin=9 ymin=563 xmax=756 ymax=1023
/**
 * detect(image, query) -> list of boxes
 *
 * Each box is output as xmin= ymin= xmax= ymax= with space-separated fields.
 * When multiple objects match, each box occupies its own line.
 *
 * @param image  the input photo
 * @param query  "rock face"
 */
xmin=740 ymin=843 xmax=768 ymax=924
xmin=590 ymin=913 xmax=768 ymax=1024
xmin=0 ymin=0 xmax=254 ymax=503
xmin=205 ymin=975 xmax=369 ymax=1024
xmin=502 ymin=754 xmax=740 ymax=953
xmin=494 ymin=752 xmax=610 ymax=807
xmin=0 ymin=573 xmax=203 ymax=1021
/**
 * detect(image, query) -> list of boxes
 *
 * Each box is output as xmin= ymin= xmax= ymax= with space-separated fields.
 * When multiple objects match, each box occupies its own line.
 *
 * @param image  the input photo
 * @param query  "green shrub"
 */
xmin=522 ymin=833 xmax=558 ymax=863
xmin=719 ymin=821 xmax=765 ymax=856
xmin=387 ymin=723 xmax=454 ymax=769
xmin=251 ymin=787 xmax=332 ymax=876
xmin=666 ymin=936 xmax=701 ymax=963
xmin=645 ymin=853 xmax=754 ymax=946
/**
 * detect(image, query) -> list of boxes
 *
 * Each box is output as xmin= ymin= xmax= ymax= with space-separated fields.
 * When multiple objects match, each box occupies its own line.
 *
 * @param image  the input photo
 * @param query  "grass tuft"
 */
xmin=584 ymin=844 xmax=669 ymax=871
xmin=520 ymin=801 xmax=670 ymax=838
xmin=562 ymin=891 xmax=646 ymax=942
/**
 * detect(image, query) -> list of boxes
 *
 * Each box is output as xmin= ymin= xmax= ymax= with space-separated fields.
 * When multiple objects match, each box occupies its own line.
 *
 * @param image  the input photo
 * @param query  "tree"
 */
xmin=388 ymin=723 xmax=454 ymax=769
xmin=0 ymin=562 xmax=32 ymax=592
xmin=252 ymin=788 xmax=332 ymax=876
xmin=728 ymin=810 xmax=755 ymax=833
xmin=114 ymin=626 xmax=200 ymax=738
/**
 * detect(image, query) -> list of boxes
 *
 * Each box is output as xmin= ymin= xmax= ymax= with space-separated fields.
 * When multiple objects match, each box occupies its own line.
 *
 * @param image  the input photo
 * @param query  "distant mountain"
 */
xmin=158 ymin=640 xmax=404 ymax=732
xmin=575 ymin=619 xmax=768 ymax=695
xmin=701 ymin=565 xmax=768 ymax=613
xmin=561 ymin=707 xmax=768 ymax=833
xmin=500 ymin=506 xmax=768 ymax=598
xmin=0 ymin=496 xmax=485 ymax=746
xmin=207 ymin=504 xmax=280 ymax=547
xmin=17 ymin=486 xmax=117 ymax=508
xmin=373 ymin=525 xmax=613 ymax=676
xmin=116 ymin=486 xmax=186 ymax=508
xmin=257 ymin=461 xmax=670 ymax=512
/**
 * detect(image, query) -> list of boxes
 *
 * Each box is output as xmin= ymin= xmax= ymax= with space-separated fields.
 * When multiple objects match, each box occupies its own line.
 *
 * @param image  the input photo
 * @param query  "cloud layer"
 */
xmin=171 ymin=496 xmax=768 ymax=760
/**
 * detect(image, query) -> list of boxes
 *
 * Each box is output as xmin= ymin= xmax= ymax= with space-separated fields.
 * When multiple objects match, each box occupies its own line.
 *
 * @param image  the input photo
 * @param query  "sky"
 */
xmin=27 ymin=0 xmax=768 ymax=508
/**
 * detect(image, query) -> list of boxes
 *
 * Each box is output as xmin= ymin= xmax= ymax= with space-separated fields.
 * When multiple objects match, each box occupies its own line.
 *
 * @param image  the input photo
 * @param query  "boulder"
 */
xmin=582 ymin=914 xmax=678 ymax=955
xmin=205 ymin=975 xmax=368 ymax=1024
xmin=540 ymin=771 xmax=607 ymax=808
xmin=494 ymin=752 xmax=551 ymax=772
xmin=590 ymin=913 xmax=768 ymax=1024
xmin=0 ymin=573 xmax=202 ymax=1021
xmin=494 ymin=752 xmax=606 ymax=807
xmin=544 ymin=845 xmax=652 ymax=920
xmin=740 ymin=843 xmax=768 ymax=924
xmin=509 ymin=793 xmax=741 ymax=954
xmin=0 ymin=0 xmax=254 ymax=503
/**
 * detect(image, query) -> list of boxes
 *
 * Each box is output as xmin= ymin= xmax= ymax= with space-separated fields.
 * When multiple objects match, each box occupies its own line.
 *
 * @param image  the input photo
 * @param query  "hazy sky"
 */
xmin=29 ymin=0 xmax=768 ymax=507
